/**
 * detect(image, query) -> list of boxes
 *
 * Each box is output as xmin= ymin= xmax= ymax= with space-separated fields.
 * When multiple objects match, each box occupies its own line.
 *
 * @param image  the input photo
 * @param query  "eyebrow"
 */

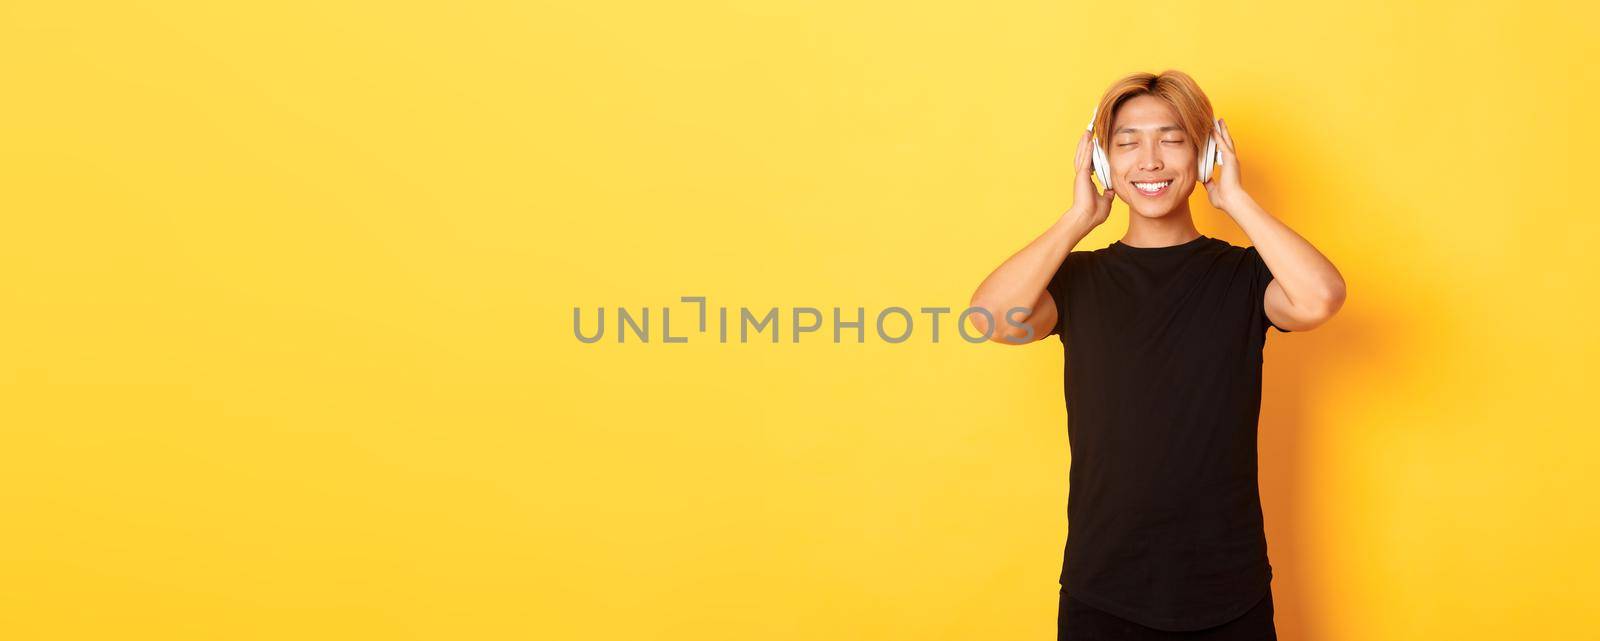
xmin=1114 ymin=125 xmax=1184 ymax=135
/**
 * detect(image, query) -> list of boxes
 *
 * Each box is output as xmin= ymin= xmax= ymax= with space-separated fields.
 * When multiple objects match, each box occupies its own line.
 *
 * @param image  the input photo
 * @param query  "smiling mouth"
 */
xmin=1132 ymin=180 xmax=1172 ymax=196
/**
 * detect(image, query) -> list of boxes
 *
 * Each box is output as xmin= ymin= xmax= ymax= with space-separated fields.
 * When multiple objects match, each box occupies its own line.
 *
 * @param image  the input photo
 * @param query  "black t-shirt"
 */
xmin=1044 ymin=234 xmax=1291 ymax=632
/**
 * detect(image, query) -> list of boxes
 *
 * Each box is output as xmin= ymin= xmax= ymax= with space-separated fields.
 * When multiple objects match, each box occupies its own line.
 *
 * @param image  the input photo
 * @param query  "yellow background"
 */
xmin=2 ymin=1 xmax=1596 ymax=639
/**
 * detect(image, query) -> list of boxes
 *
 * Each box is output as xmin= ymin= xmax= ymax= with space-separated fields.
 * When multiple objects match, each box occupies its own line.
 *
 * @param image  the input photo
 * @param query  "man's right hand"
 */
xmin=1067 ymin=130 xmax=1116 ymax=231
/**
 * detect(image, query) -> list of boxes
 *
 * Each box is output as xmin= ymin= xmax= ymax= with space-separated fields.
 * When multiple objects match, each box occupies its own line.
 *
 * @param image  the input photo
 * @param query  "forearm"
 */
xmin=1224 ymin=193 xmax=1346 ymax=313
xmin=969 ymin=212 xmax=1093 ymax=321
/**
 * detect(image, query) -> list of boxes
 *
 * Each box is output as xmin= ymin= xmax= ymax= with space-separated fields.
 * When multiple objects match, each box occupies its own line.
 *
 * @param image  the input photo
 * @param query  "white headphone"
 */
xmin=1086 ymin=105 xmax=1223 ymax=190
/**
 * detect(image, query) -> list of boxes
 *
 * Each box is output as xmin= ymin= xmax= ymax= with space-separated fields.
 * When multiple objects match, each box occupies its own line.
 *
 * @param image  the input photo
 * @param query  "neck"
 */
xmin=1119 ymin=204 xmax=1202 ymax=248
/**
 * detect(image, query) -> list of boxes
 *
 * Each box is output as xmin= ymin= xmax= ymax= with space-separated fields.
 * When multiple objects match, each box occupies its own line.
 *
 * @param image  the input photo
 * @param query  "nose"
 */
xmin=1139 ymin=145 xmax=1164 ymax=172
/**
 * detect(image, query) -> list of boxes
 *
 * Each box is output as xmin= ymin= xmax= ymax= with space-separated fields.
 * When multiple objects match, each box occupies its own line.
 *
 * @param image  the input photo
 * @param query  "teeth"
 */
xmin=1134 ymin=181 xmax=1171 ymax=192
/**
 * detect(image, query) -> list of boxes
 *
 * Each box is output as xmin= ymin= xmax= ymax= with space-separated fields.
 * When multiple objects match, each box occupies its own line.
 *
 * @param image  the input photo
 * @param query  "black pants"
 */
xmin=1058 ymin=590 xmax=1276 ymax=641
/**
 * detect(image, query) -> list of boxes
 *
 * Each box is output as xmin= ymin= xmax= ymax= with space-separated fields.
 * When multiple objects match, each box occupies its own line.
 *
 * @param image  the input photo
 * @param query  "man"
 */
xmin=966 ymin=71 xmax=1346 ymax=640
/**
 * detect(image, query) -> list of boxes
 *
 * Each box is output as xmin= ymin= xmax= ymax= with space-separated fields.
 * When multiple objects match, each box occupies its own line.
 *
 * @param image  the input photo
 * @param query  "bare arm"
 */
xmin=1204 ymin=118 xmax=1347 ymax=331
xmin=968 ymin=130 xmax=1115 ymax=345
xmin=968 ymin=216 xmax=1095 ymax=344
xmin=1229 ymin=193 xmax=1346 ymax=331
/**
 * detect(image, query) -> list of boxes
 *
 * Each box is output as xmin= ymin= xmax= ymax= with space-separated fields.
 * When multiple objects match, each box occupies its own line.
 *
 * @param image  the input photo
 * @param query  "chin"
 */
xmin=1124 ymin=197 xmax=1182 ymax=219
xmin=1124 ymin=201 xmax=1169 ymax=219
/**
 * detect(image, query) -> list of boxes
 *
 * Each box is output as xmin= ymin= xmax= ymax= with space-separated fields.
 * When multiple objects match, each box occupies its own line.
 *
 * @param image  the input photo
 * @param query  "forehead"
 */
xmin=1111 ymin=95 xmax=1182 ymax=134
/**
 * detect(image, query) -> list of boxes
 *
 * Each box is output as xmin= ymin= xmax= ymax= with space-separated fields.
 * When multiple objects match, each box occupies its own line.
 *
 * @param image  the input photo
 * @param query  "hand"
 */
xmin=1066 ymin=129 xmax=1115 ymax=230
xmin=1203 ymin=118 xmax=1249 ymax=212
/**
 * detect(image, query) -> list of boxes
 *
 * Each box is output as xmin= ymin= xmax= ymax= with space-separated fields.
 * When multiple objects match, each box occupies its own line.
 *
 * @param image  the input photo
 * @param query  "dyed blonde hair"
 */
xmin=1092 ymin=70 xmax=1215 ymax=163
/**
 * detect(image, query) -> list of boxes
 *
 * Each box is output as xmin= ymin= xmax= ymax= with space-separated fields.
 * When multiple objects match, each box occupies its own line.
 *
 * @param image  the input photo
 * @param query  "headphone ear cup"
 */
xmin=1086 ymin=107 xmax=1110 ymax=191
xmin=1091 ymin=140 xmax=1111 ymax=191
xmin=1199 ymin=135 xmax=1216 ymax=184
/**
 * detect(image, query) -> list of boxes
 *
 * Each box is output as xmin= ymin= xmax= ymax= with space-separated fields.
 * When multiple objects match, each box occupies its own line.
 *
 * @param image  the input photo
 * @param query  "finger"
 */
xmin=1218 ymin=118 xmax=1236 ymax=153
xmin=1075 ymin=131 xmax=1088 ymax=172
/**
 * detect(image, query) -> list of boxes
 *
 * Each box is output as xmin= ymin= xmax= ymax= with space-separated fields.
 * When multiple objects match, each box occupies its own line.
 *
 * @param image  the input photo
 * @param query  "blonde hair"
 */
xmin=1092 ymin=70 xmax=1215 ymax=161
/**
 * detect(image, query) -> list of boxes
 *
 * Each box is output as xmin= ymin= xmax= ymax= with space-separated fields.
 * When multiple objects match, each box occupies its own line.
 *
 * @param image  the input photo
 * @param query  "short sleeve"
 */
xmin=1246 ymin=246 xmax=1292 ymax=334
xmin=1044 ymin=252 xmax=1076 ymax=338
